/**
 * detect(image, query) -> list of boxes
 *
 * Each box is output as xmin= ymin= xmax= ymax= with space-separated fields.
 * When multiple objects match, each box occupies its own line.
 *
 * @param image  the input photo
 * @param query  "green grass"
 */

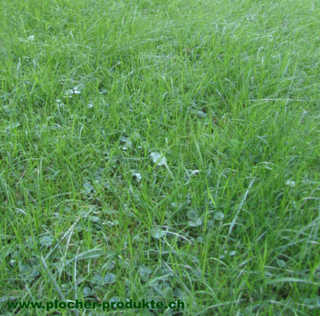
xmin=1 ymin=0 xmax=320 ymax=315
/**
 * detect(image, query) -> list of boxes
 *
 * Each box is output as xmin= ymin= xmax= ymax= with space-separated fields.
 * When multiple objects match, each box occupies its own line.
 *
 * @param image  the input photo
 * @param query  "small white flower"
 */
xmin=27 ymin=35 xmax=34 ymax=41
xmin=132 ymin=173 xmax=142 ymax=182
xmin=285 ymin=180 xmax=296 ymax=188
xmin=73 ymin=83 xmax=84 ymax=94
xmin=150 ymin=152 xmax=166 ymax=166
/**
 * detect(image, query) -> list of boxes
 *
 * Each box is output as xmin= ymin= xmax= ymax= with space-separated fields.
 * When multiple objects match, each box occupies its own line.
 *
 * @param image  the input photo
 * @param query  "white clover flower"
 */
xmin=150 ymin=152 xmax=166 ymax=166
xmin=285 ymin=180 xmax=296 ymax=188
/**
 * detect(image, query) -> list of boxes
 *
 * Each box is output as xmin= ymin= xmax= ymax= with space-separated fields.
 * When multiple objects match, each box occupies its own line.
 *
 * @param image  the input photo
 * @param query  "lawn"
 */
xmin=1 ymin=0 xmax=320 ymax=315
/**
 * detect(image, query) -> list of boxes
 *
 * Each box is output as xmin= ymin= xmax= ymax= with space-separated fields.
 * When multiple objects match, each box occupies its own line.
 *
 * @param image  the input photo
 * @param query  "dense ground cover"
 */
xmin=1 ymin=0 xmax=320 ymax=315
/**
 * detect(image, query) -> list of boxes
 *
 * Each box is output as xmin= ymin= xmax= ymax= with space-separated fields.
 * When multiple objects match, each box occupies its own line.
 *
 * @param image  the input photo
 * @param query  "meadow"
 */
xmin=1 ymin=0 xmax=320 ymax=315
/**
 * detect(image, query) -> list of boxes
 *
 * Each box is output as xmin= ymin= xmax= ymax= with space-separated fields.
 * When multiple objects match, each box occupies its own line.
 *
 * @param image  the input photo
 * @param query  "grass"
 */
xmin=1 ymin=0 xmax=320 ymax=315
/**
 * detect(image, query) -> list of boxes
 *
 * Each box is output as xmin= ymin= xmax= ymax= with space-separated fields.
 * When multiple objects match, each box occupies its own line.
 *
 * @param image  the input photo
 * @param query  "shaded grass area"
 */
xmin=1 ymin=0 xmax=320 ymax=315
